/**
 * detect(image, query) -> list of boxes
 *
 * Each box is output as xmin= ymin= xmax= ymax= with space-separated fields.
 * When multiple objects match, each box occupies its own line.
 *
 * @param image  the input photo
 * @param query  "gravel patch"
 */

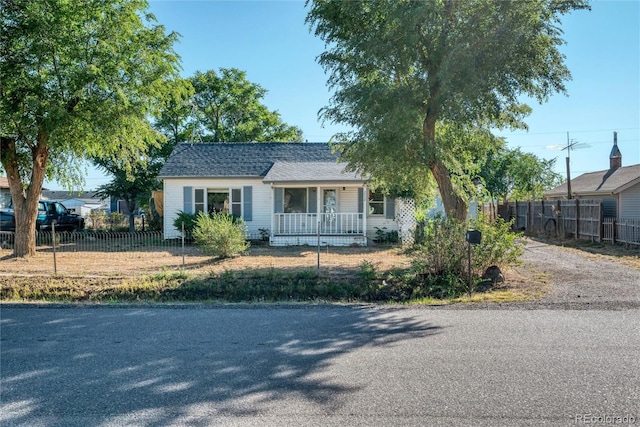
xmin=526 ymin=240 xmax=639 ymax=300
xmin=461 ymin=239 xmax=640 ymax=311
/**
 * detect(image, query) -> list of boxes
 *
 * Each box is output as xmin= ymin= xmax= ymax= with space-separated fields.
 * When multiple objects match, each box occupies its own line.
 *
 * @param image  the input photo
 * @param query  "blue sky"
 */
xmin=56 ymin=0 xmax=639 ymax=190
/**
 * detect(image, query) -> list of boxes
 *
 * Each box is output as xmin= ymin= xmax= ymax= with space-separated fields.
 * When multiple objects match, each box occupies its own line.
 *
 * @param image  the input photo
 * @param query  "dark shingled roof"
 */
xmin=544 ymin=164 xmax=640 ymax=198
xmin=158 ymin=142 xmax=340 ymax=178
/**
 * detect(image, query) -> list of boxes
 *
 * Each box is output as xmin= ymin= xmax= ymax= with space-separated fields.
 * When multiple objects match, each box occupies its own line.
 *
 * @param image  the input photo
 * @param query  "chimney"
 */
xmin=609 ymin=131 xmax=622 ymax=169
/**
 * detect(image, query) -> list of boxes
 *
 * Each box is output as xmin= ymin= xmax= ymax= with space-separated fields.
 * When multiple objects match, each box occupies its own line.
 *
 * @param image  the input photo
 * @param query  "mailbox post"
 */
xmin=465 ymin=230 xmax=482 ymax=295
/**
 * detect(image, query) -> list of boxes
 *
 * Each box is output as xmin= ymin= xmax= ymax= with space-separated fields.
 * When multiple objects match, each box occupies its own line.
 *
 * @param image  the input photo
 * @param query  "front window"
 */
xmin=195 ymin=189 xmax=205 ymax=213
xmin=368 ymin=190 xmax=384 ymax=215
xmin=207 ymin=191 xmax=228 ymax=215
xmin=194 ymin=188 xmax=241 ymax=217
xmin=284 ymin=188 xmax=307 ymax=213
xmin=231 ymin=189 xmax=241 ymax=217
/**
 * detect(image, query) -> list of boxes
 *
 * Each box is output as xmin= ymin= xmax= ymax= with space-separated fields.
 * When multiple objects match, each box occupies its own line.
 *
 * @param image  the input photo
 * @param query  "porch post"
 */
xmin=270 ymin=187 xmax=275 ymax=242
xmin=316 ymin=186 xmax=321 ymax=235
xmin=362 ymin=186 xmax=367 ymax=239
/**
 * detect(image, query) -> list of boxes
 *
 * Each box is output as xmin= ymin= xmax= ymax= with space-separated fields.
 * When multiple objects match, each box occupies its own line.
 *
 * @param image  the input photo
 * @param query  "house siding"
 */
xmin=163 ymin=178 xmax=269 ymax=239
xmin=620 ymin=182 xmax=640 ymax=220
xmin=366 ymin=195 xmax=397 ymax=238
xmin=163 ymin=180 xmax=401 ymax=245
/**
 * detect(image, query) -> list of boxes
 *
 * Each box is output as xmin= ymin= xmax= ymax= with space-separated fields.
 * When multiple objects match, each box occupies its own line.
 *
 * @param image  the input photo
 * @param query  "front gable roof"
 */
xmin=159 ymin=142 xmax=346 ymax=179
xmin=545 ymin=164 xmax=640 ymax=198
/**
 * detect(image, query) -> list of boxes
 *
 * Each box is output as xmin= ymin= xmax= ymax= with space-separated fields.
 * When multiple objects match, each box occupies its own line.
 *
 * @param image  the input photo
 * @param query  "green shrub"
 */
xmin=374 ymin=227 xmax=399 ymax=243
xmin=173 ymin=211 xmax=198 ymax=235
xmin=409 ymin=214 xmax=523 ymax=297
xmin=468 ymin=214 xmax=524 ymax=274
xmin=192 ymin=212 xmax=250 ymax=258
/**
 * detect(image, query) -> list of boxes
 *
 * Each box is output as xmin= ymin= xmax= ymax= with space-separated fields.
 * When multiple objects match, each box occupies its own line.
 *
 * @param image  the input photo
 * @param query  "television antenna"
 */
xmin=545 ymin=132 xmax=590 ymax=199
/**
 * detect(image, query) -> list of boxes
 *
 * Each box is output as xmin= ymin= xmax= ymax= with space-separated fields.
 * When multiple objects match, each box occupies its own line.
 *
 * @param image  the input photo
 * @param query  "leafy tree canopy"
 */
xmin=0 ymin=0 xmax=181 ymax=256
xmin=190 ymin=68 xmax=303 ymax=142
xmin=478 ymin=147 xmax=562 ymax=202
xmin=307 ymin=0 xmax=590 ymax=219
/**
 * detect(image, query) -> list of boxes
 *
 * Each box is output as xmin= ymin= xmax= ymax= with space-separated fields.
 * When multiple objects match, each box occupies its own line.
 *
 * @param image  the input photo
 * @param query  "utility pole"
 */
xmin=563 ymin=132 xmax=581 ymax=200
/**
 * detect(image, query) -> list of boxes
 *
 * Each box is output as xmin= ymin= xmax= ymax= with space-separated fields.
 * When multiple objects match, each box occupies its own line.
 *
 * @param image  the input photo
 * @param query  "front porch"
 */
xmin=270 ymin=212 xmax=366 ymax=247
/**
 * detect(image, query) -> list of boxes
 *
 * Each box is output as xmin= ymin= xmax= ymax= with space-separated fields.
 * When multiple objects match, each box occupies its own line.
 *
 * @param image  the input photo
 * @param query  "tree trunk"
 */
xmin=430 ymin=159 xmax=467 ymax=221
xmin=129 ymin=212 xmax=136 ymax=233
xmin=422 ymin=115 xmax=468 ymax=221
xmin=0 ymin=136 xmax=49 ymax=257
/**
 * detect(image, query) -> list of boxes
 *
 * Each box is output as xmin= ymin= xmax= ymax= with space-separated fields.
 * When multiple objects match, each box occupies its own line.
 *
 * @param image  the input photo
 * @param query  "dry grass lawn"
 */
xmin=0 ymin=244 xmax=411 ymax=278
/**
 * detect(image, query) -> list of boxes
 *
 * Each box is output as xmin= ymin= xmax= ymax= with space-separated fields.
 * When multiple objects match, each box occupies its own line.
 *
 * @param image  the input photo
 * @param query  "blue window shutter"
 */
xmin=274 ymin=188 xmax=284 ymax=213
xmin=358 ymin=188 xmax=364 ymax=213
xmin=385 ymin=196 xmax=395 ymax=219
xmin=243 ymin=186 xmax=252 ymax=221
xmin=308 ymin=187 xmax=317 ymax=213
xmin=183 ymin=187 xmax=193 ymax=214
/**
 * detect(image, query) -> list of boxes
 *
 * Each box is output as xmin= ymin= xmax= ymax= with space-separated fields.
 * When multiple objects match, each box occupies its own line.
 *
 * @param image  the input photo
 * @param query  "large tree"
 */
xmin=92 ymin=77 xmax=194 ymax=233
xmin=0 ymin=0 xmax=180 ymax=256
xmin=307 ymin=0 xmax=590 ymax=220
xmin=190 ymin=68 xmax=303 ymax=142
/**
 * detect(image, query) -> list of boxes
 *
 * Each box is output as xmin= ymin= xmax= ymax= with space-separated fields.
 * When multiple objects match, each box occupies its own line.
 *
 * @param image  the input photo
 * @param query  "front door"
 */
xmin=322 ymin=189 xmax=337 ymax=232
xmin=323 ymin=189 xmax=337 ymax=215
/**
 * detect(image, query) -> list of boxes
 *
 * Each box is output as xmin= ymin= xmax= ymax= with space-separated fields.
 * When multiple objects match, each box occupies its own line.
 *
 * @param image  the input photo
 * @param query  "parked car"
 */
xmin=0 ymin=210 xmax=15 ymax=232
xmin=0 ymin=200 xmax=85 ymax=232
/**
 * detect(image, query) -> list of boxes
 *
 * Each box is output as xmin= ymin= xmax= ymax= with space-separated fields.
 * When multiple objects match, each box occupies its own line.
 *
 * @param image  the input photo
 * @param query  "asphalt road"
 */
xmin=1 ymin=305 xmax=638 ymax=426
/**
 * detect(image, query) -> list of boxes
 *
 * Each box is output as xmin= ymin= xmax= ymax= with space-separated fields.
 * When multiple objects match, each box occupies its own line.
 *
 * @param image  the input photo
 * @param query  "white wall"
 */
xmin=163 ymin=180 xmax=404 ymax=243
xmin=163 ymin=178 xmax=270 ymax=239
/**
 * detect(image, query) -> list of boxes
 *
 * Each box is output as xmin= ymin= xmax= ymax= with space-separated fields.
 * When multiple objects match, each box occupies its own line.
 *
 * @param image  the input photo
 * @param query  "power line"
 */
xmin=496 ymin=127 xmax=640 ymax=137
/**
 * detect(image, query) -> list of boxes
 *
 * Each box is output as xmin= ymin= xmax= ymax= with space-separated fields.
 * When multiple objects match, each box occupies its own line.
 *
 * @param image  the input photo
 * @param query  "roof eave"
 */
xmin=262 ymin=179 xmax=368 ymax=186
xmin=159 ymin=175 xmax=263 ymax=180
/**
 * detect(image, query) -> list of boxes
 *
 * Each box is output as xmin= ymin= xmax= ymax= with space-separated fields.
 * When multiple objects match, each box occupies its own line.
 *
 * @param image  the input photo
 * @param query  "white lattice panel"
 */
xmin=396 ymin=198 xmax=416 ymax=246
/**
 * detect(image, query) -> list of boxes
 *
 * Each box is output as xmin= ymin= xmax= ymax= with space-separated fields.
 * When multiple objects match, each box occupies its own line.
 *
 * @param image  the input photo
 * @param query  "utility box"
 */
xmin=466 ymin=229 xmax=482 ymax=245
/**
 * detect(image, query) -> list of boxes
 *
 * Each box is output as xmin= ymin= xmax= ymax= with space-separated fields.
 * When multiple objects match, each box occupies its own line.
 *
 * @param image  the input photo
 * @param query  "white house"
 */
xmin=158 ymin=142 xmax=403 ymax=246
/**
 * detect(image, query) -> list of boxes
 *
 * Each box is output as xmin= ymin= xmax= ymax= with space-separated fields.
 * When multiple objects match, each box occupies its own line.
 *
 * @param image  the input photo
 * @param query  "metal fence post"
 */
xmin=52 ymin=223 xmax=57 ymax=275
xmin=181 ymin=221 xmax=185 ymax=268
xmin=316 ymin=217 xmax=320 ymax=277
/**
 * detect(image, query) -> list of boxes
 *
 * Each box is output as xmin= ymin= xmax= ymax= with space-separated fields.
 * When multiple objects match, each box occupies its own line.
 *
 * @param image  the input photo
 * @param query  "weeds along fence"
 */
xmin=0 ymin=229 xmax=406 ymax=277
xmin=495 ymin=199 xmax=640 ymax=247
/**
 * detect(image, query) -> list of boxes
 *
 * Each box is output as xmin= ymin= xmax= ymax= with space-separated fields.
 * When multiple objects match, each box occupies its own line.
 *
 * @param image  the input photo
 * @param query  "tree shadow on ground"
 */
xmin=1 ymin=306 xmax=441 ymax=425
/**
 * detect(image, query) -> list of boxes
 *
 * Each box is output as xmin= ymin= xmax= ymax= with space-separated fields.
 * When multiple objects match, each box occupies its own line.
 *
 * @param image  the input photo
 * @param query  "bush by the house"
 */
xmin=173 ymin=211 xmax=198 ymax=236
xmin=192 ymin=212 xmax=250 ymax=258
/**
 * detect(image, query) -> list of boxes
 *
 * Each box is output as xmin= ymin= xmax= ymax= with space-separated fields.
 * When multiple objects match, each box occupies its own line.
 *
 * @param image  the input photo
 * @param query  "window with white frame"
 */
xmin=194 ymin=188 xmax=241 ymax=217
xmin=230 ymin=189 xmax=241 ymax=217
xmin=368 ymin=189 xmax=384 ymax=215
xmin=283 ymin=188 xmax=307 ymax=213
xmin=194 ymin=189 xmax=205 ymax=213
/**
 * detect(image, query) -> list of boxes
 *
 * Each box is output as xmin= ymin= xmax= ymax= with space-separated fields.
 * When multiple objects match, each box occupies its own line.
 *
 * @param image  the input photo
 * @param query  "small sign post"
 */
xmin=465 ymin=230 xmax=482 ymax=295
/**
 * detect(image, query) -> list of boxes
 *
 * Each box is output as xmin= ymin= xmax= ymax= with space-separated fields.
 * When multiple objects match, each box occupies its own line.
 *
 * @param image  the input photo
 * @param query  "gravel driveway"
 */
xmin=511 ymin=239 xmax=640 ymax=310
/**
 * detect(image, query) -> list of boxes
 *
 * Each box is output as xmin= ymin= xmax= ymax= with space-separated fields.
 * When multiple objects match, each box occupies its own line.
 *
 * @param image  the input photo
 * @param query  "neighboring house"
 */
xmin=159 ymin=142 xmax=403 ymax=246
xmin=41 ymin=190 xmax=110 ymax=218
xmin=544 ymin=132 xmax=640 ymax=220
xmin=0 ymin=177 xmax=10 ymax=208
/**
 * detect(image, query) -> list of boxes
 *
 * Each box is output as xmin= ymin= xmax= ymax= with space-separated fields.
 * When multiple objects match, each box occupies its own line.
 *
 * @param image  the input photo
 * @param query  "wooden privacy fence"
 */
xmin=494 ymin=199 xmax=639 ymax=247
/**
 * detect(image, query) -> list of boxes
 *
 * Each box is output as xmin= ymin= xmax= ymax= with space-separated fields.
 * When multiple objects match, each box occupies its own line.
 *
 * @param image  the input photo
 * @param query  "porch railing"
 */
xmin=273 ymin=213 xmax=364 ymax=236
